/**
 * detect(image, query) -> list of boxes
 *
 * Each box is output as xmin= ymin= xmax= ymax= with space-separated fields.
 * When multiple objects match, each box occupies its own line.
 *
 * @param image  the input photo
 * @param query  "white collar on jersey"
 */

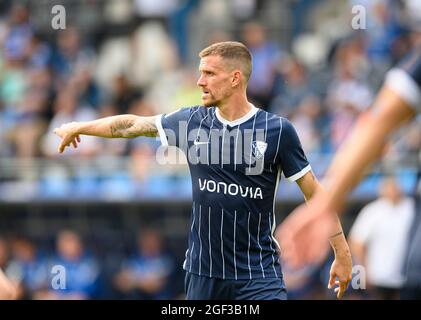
xmin=215 ymin=103 xmax=259 ymax=127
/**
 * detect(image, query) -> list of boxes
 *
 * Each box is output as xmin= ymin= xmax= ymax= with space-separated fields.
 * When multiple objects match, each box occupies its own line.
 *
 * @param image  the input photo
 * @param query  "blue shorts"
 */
xmin=185 ymin=272 xmax=287 ymax=300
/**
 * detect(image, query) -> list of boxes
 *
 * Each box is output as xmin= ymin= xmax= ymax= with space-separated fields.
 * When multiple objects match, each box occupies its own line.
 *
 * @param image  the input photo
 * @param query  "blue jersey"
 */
xmin=156 ymin=105 xmax=311 ymax=280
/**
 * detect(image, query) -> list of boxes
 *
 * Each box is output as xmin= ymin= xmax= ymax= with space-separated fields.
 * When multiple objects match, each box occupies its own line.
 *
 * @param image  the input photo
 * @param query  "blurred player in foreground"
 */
xmin=277 ymin=47 xmax=421 ymax=298
xmin=0 ymin=269 xmax=16 ymax=299
xmin=54 ymin=41 xmax=352 ymax=300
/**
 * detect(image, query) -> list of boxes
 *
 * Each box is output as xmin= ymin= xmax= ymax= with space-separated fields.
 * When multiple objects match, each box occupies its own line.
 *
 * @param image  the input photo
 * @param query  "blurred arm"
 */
xmin=0 ymin=269 xmax=16 ymax=300
xmin=322 ymin=86 xmax=416 ymax=213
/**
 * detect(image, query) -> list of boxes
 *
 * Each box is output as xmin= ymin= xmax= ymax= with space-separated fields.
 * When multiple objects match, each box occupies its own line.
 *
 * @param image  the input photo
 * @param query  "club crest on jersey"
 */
xmin=252 ymin=141 xmax=267 ymax=160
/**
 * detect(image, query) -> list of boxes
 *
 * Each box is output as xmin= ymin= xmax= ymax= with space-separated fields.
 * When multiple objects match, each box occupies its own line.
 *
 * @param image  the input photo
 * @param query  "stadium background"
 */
xmin=0 ymin=0 xmax=420 ymax=299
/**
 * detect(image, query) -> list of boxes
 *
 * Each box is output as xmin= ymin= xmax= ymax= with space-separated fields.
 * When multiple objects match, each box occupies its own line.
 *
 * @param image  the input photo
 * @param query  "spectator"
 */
xmin=326 ymin=38 xmax=373 ymax=149
xmin=3 ymin=4 xmax=33 ymax=63
xmin=24 ymin=33 xmax=51 ymax=70
xmin=109 ymin=74 xmax=143 ymax=115
xmin=50 ymin=27 xmax=95 ymax=90
xmin=46 ymin=230 xmax=100 ymax=300
xmin=270 ymin=57 xmax=316 ymax=117
xmin=241 ymin=21 xmax=284 ymax=109
xmin=41 ymin=86 xmax=100 ymax=157
xmin=348 ymin=177 xmax=415 ymax=299
xmin=5 ymin=236 xmax=49 ymax=299
xmin=289 ymin=95 xmax=324 ymax=154
xmin=114 ymin=227 xmax=175 ymax=299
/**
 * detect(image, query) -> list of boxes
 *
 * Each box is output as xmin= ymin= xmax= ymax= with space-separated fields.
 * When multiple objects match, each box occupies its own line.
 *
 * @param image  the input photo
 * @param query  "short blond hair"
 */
xmin=199 ymin=41 xmax=252 ymax=81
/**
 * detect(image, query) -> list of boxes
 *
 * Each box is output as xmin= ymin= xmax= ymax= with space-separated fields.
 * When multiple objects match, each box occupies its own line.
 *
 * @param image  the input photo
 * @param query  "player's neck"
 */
xmin=216 ymin=94 xmax=252 ymax=122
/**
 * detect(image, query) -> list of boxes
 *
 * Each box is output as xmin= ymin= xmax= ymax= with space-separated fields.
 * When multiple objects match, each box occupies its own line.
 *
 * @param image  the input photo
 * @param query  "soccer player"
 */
xmin=277 ymin=47 xmax=421 ymax=298
xmin=0 ymin=269 xmax=16 ymax=300
xmin=54 ymin=41 xmax=352 ymax=300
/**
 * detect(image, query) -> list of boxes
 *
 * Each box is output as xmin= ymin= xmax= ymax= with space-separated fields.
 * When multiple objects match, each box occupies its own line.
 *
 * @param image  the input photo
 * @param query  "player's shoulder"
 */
xmin=256 ymin=108 xmax=285 ymax=125
xmin=165 ymin=105 xmax=212 ymax=119
xmin=177 ymin=105 xmax=205 ymax=114
xmin=188 ymin=105 xmax=214 ymax=118
xmin=255 ymin=108 xmax=298 ymax=134
xmin=259 ymin=108 xmax=292 ymax=121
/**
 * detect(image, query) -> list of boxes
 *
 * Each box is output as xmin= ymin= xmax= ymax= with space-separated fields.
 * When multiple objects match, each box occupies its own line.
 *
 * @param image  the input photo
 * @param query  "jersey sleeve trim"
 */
xmin=285 ymin=164 xmax=312 ymax=182
xmin=385 ymin=68 xmax=421 ymax=113
xmin=155 ymin=114 xmax=168 ymax=147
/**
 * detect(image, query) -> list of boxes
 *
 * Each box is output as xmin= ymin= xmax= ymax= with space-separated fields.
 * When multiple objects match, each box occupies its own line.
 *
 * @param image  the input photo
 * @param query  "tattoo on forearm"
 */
xmin=110 ymin=116 xmax=157 ymax=138
xmin=135 ymin=118 xmax=158 ymax=137
xmin=110 ymin=118 xmax=135 ymax=138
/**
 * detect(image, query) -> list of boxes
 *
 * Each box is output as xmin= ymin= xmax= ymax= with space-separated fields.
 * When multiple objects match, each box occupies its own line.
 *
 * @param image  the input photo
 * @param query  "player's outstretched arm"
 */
xmin=54 ymin=115 xmax=159 ymax=153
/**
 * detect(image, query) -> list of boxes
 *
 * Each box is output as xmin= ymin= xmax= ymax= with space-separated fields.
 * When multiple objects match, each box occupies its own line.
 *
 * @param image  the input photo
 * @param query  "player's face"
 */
xmin=197 ymin=55 xmax=234 ymax=107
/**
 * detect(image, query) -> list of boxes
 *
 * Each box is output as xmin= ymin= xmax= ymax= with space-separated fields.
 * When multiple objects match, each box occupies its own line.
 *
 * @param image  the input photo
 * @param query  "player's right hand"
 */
xmin=54 ymin=122 xmax=81 ymax=153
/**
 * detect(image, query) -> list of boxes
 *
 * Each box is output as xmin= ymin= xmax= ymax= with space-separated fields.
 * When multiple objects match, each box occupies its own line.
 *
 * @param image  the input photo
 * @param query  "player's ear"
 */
xmin=231 ymin=70 xmax=242 ymax=87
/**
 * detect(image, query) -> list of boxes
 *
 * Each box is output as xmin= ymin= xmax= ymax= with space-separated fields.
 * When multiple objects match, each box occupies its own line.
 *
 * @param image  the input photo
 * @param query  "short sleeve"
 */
xmin=384 ymin=48 xmax=421 ymax=113
xmin=155 ymin=107 xmax=197 ymax=149
xmin=277 ymin=118 xmax=311 ymax=182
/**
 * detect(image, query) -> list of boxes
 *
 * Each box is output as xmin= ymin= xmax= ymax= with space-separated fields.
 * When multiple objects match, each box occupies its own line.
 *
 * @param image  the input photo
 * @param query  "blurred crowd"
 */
xmin=1 ymin=0 xmax=420 ymax=165
xmin=0 ymin=227 xmax=179 ymax=299
xmin=1 ymin=0 xmax=421 ymax=299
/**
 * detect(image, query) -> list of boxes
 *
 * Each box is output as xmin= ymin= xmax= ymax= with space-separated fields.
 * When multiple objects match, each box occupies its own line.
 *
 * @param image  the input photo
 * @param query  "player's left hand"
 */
xmin=328 ymin=252 xmax=353 ymax=299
